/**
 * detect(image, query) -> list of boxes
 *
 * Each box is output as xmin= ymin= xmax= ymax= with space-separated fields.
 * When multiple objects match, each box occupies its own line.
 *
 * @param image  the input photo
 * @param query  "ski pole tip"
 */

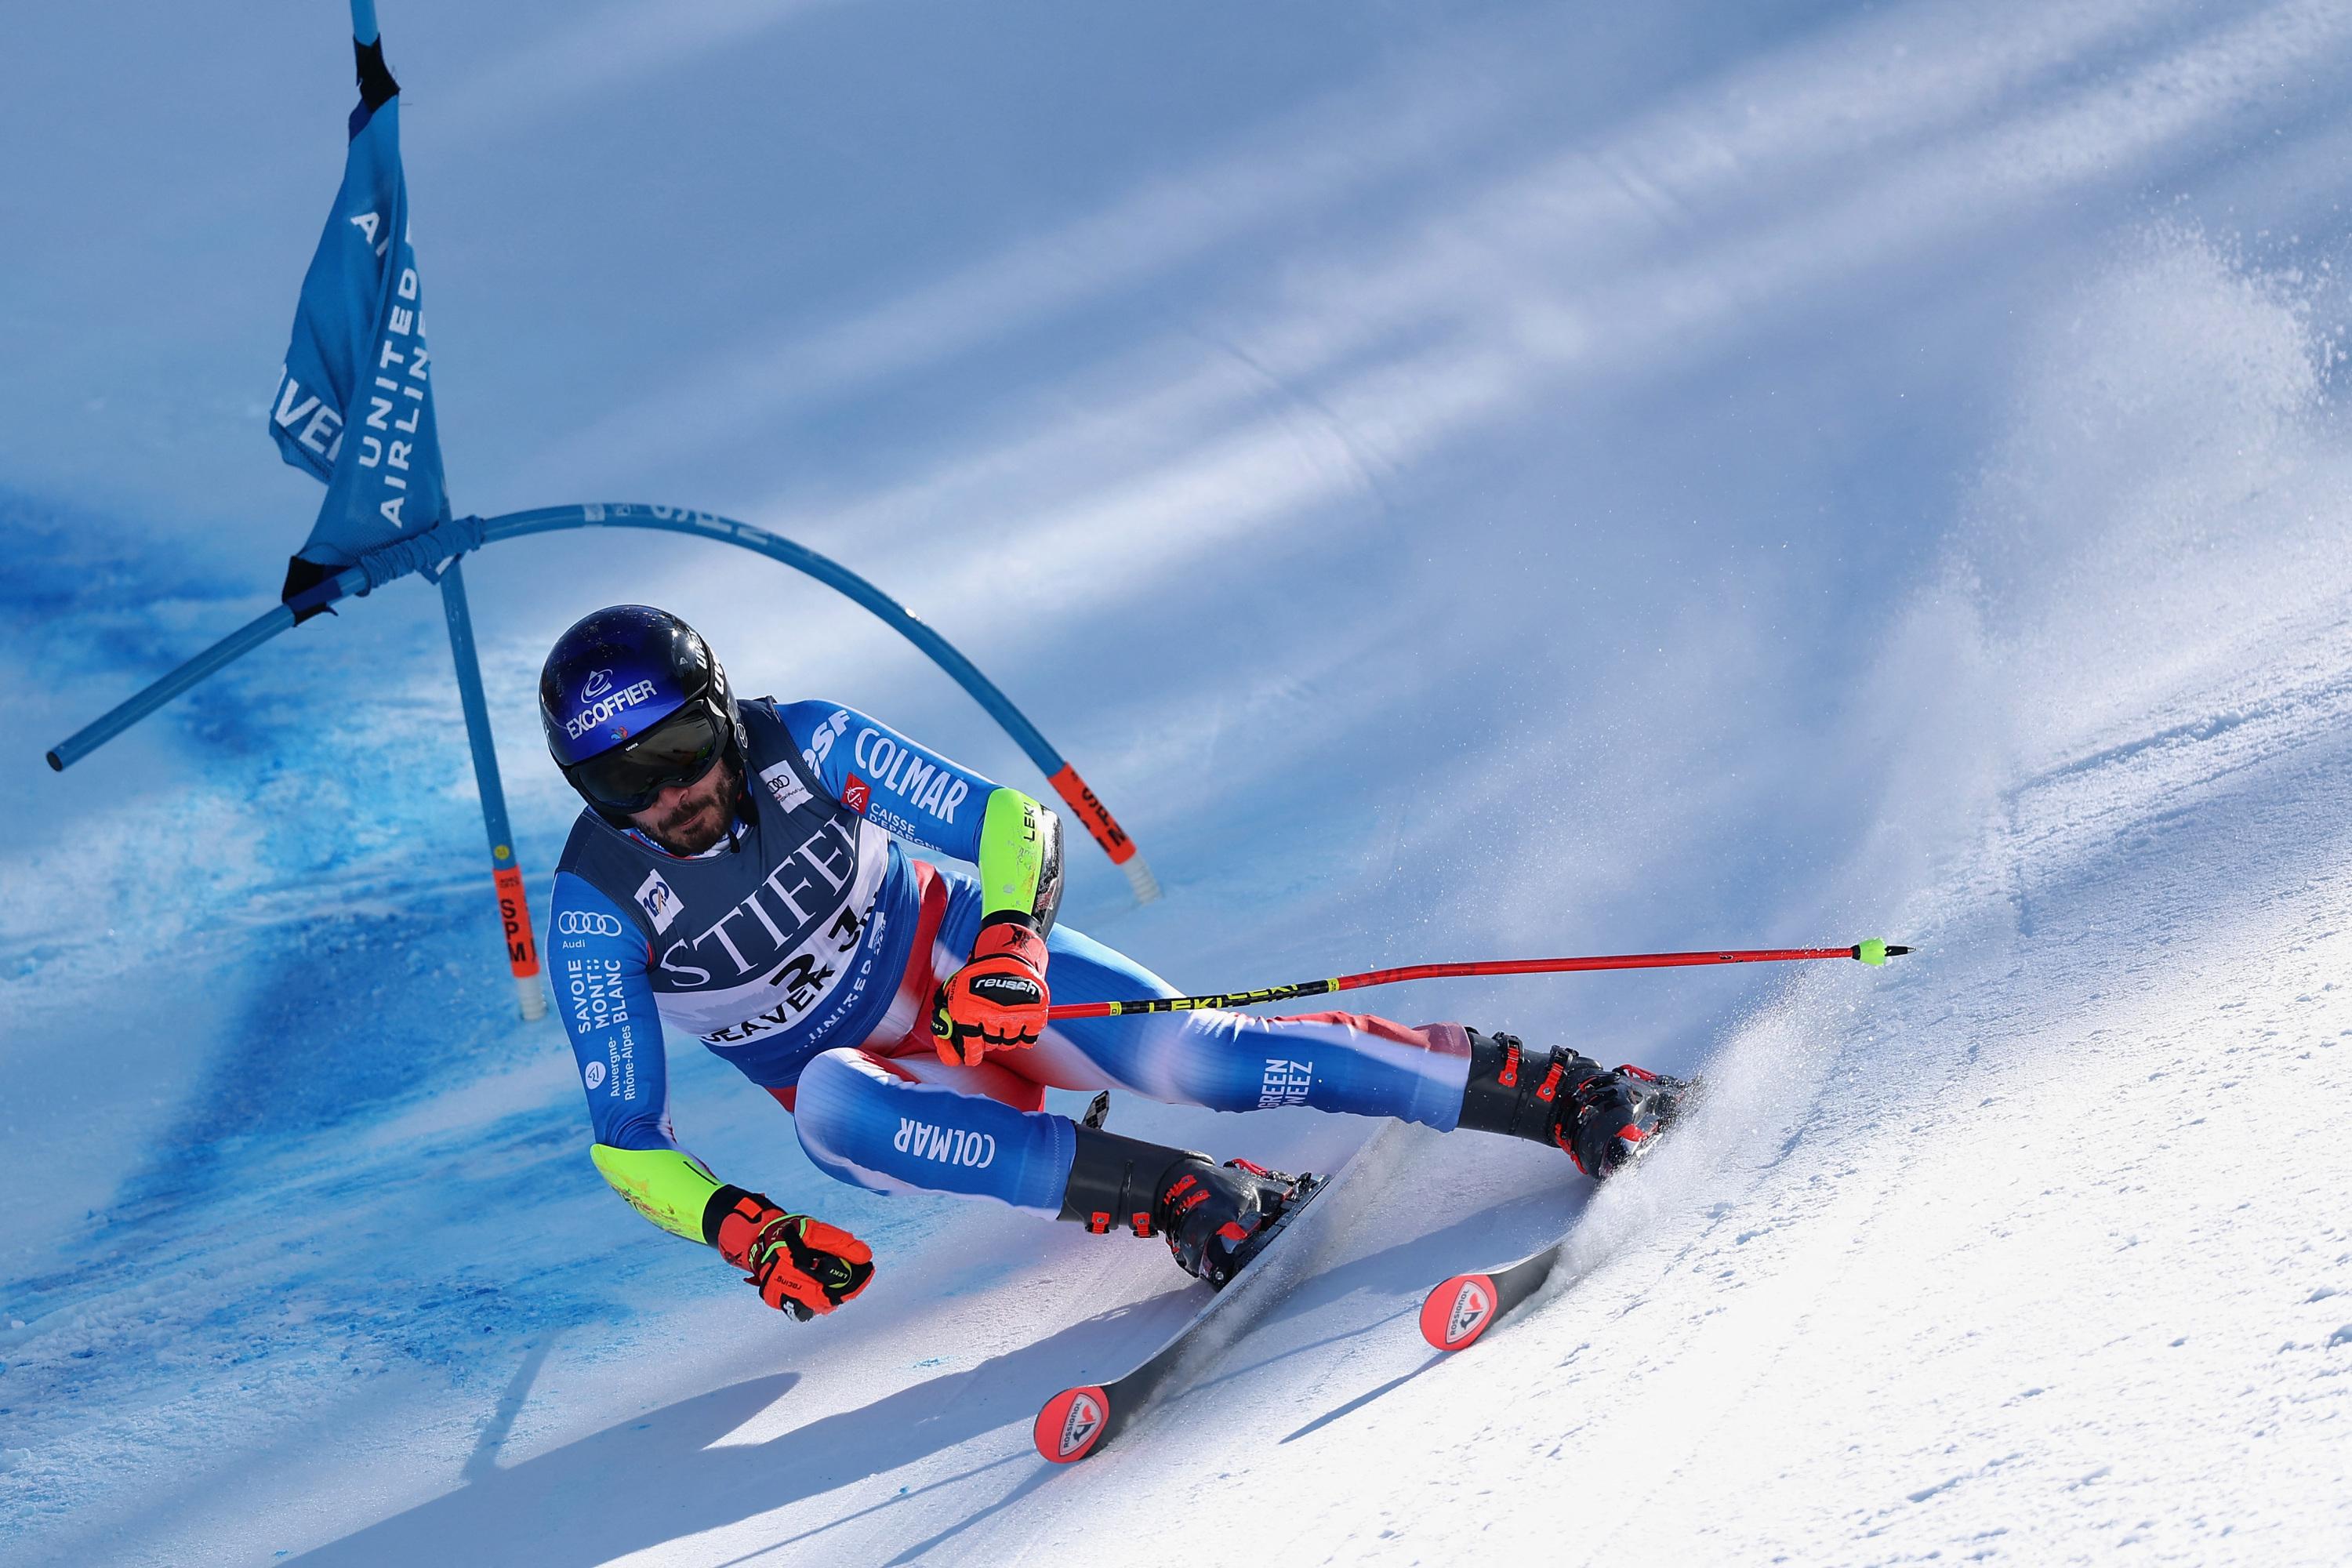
xmin=1853 ymin=938 xmax=1911 ymax=966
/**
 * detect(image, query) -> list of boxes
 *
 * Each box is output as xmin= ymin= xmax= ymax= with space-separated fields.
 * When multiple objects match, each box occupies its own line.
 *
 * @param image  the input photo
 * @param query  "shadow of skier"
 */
xmin=289 ymin=1291 xmax=1185 ymax=1566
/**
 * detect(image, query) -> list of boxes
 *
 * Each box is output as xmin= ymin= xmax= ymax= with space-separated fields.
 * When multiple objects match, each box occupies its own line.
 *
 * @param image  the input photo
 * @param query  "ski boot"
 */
xmin=1454 ymin=1029 xmax=1693 ymax=1178
xmin=1058 ymin=1124 xmax=1308 ymax=1289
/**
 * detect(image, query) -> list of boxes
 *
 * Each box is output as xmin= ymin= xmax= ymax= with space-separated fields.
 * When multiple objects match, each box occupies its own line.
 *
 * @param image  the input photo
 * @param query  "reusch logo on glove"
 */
xmin=970 ymin=975 xmax=1044 ymax=1006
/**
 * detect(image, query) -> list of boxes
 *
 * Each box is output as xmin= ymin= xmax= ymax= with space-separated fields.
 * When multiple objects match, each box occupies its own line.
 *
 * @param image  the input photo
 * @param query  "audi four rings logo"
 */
xmin=557 ymin=911 xmax=626 ymax=937
xmin=582 ymin=668 xmax=614 ymax=699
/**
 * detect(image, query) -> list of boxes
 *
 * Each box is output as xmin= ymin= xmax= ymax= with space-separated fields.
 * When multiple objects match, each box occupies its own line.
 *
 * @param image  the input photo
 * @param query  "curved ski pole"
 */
xmin=1046 ymin=940 xmax=1912 ymax=1020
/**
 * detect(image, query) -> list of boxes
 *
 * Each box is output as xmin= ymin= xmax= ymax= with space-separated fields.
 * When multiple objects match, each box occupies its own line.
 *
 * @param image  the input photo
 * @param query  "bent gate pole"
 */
xmin=44 ymin=503 xmax=1163 ymax=996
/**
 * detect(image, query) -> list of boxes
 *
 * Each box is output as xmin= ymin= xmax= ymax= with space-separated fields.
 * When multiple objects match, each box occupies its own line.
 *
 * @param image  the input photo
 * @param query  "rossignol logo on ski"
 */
xmin=1420 ymin=1268 xmax=1511 ymax=1352
xmin=1445 ymin=1278 xmax=1492 ymax=1346
xmin=1058 ymin=1392 xmax=1102 ymax=1457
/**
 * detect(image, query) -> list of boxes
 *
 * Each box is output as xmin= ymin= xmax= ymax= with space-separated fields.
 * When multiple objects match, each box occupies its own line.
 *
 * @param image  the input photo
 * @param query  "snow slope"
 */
xmin=4 ymin=1 xmax=2350 ymax=1563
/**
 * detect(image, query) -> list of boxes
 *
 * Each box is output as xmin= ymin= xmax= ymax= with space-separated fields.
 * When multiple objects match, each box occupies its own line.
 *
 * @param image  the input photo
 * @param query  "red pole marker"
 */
xmin=1047 ymin=764 xmax=1160 ymax=904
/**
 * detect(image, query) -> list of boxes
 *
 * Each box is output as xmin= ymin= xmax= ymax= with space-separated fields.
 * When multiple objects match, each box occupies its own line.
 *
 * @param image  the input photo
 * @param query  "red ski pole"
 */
xmin=1044 ymin=939 xmax=1911 ymax=1020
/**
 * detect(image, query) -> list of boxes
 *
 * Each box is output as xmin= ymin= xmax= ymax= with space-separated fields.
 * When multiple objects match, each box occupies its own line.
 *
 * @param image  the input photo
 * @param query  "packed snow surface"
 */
xmin=4 ymin=2 xmax=2350 ymax=1563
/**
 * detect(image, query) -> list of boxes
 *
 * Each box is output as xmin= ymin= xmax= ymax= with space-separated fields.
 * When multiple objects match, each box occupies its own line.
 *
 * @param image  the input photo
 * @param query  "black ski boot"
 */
xmin=1454 ymin=1029 xmax=1692 ymax=1178
xmin=1058 ymin=1124 xmax=1306 ymax=1289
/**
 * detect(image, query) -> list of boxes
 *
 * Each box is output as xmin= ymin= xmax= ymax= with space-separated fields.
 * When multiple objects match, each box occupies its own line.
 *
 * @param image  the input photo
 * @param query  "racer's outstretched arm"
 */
xmin=780 ymin=701 xmax=1065 ymax=1065
xmin=546 ymin=873 xmax=872 ymax=1317
xmin=780 ymin=701 xmax=1062 ymax=930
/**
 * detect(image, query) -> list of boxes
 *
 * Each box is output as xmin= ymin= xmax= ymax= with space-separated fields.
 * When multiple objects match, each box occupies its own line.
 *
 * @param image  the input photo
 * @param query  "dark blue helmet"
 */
xmin=539 ymin=605 xmax=745 ymax=822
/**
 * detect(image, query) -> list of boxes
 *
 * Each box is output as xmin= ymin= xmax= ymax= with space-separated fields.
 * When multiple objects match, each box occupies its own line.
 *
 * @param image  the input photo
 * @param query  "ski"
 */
xmin=1034 ymin=1123 xmax=1401 ymax=1464
xmin=1419 ymin=1243 xmax=1565 ymax=1352
xmin=1421 ymin=1070 xmax=1704 ymax=1352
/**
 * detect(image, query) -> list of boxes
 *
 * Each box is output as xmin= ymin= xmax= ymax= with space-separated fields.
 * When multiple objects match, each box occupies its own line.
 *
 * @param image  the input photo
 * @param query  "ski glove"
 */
xmin=712 ymin=1190 xmax=875 ymax=1320
xmin=931 ymin=913 xmax=1051 ymax=1066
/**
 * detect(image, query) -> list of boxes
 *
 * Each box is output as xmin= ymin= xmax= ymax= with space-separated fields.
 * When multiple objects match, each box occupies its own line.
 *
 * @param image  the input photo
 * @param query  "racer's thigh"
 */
xmin=922 ymin=869 xmax=1470 ymax=1125
xmin=1022 ymin=905 xmax=1470 ymax=1127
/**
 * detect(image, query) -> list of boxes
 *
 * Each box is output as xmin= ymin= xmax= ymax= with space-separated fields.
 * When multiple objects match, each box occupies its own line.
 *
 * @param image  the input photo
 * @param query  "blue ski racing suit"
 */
xmin=546 ymin=698 xmax=1476 ymax=1243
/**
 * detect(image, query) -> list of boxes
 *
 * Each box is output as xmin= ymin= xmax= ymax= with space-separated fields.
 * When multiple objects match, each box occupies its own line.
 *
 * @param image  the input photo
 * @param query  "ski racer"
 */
xmin=542 ymin=605 xmax=1690 ymax=1320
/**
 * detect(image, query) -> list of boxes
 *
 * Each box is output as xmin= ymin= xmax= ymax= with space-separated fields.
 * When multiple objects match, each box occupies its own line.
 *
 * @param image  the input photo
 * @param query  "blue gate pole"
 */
xmin=439 ymin=559 xmax=546 ymax=1022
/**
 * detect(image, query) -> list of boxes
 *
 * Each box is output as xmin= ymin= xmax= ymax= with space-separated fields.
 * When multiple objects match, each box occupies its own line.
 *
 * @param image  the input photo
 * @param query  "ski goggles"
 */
xmin=566 ymin=696 xmax=727 ymax=815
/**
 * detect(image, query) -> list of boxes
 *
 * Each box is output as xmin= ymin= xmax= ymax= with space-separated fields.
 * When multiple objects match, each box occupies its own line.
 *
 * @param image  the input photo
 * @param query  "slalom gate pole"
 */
xmin=1045 ymin=940 xmax=1913 ymax=1019
xmin=437 ymin=560 xmax=545 ymax=1021
xmin=362 ymin=0 xmax=535 ymax=1023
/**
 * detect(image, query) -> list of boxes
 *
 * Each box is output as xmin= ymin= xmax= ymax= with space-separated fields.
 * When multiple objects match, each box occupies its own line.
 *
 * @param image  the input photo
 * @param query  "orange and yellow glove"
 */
xmin=712 ymin=1190 xmax=875 ymax=1320
xmin=931 ymin=913 xmax=1051 ymax=1066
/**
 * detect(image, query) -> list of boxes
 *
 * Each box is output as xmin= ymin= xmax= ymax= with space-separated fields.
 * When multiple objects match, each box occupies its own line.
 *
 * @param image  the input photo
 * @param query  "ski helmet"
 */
xmin=539 ymin=604 xmax=746 ymax=824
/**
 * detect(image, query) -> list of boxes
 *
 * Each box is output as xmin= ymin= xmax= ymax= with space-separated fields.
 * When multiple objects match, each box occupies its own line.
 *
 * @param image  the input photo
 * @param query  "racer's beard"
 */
xmin=637 ymin=754 xmax=742 ymax=855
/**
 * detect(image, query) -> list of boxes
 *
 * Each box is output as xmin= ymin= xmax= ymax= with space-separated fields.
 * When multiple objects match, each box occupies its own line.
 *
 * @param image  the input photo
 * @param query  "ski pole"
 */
xmin=1044 ymin=939 xmax=1911 ymax=1019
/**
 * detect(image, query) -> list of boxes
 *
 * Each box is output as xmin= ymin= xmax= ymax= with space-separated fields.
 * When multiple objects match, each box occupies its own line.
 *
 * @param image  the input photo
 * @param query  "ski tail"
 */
xmin=1030 ymin=1131 xmax=1396 ymax=1463
xmin=1420 ymin=1249 xmax=1560 ymax=1351
xmin=1420 ymin=1072 xmax=1704 ymax=1353
xmin=1036 ymin=1384 xmax=1115 ymax=1464
xmin=1420 ymin=1272 xmax=1499 ymax=1351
